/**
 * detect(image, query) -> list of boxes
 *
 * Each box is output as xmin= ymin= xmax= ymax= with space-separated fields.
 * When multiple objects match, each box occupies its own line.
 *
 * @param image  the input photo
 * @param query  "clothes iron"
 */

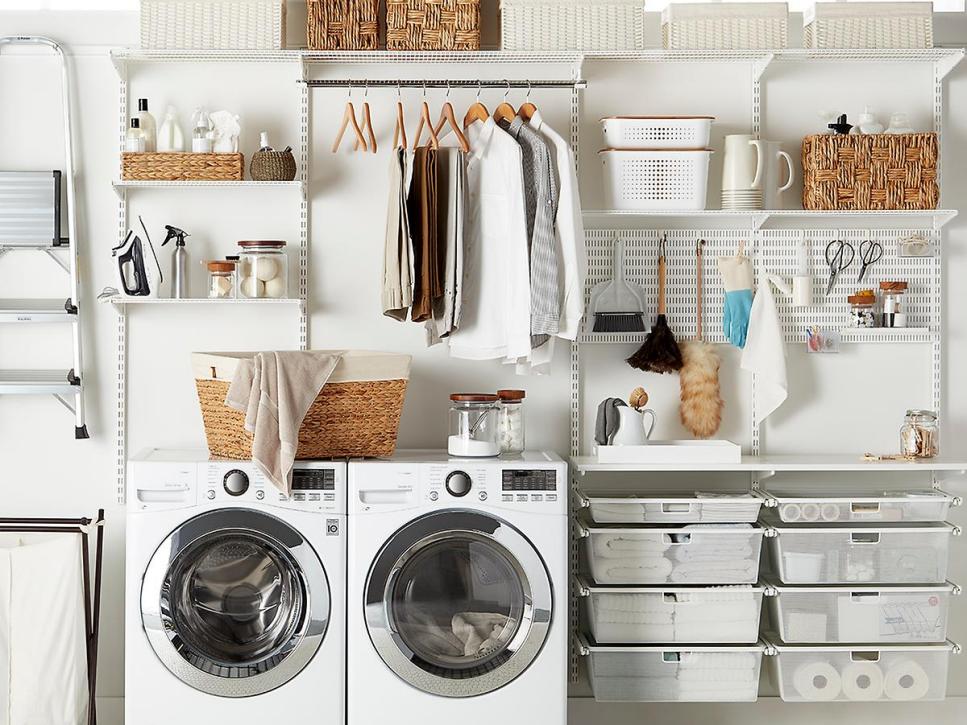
xmin=113 ymin=216 xmax=163 ymax=297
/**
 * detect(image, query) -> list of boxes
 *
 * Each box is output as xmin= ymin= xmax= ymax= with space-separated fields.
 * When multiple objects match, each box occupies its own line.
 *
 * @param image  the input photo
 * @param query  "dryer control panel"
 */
xmin=423 ymin=462 xmax=565 ymax=514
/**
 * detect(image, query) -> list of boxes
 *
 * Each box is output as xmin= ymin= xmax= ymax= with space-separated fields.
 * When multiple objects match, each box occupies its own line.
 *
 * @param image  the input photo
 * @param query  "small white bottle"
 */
xmin=258 ymin=131 xmax=273 ymax=152
xmin=191 ymin=107 xmax=212 ymax=153
xmin=125 ymin=118 xmax=146 ymax=152
xmin=157 ymin=105 xmax=185 ymax=152
xmin=136 ymin=98 xmax=157 ymax=152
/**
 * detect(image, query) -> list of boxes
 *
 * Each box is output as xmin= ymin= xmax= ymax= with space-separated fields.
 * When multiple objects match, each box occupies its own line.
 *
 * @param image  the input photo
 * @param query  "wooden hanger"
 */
xmin=463 ymin=80 xmax=489 ymax=129
xmin=354 ymin=81 xmax=377 ymax=154
xmin=517 ymin=80 xmax=537 ymax=122
xmin=430 ymin=81 xmax=470 ymax=152
xmin=412 ymin=81 xmax=440 ymax=150
xmin=492 ymin=79 xmax=517 ymax=124
xmin=392 ymin=82 xmax=408 ymax=150
xmin=331 ymin=82 xmax=368 ymax=153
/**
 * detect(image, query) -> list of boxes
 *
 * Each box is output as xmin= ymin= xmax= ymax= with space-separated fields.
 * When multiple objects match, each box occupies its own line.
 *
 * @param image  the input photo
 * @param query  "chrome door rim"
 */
xmin=364 ymin=510 xmax=553 ymax=697
xmin=141 ymin=508 xmax=330 ymax=697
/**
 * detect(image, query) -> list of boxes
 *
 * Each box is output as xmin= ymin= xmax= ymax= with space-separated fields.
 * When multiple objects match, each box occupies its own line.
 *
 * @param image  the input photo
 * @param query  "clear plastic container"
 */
xmin=769 ymin=641 xmax=956 ymax=702
xmin=764 ymin=488 xmax=958 ymax=524
xmin=900 ymin=409 xmax=939 ymax=459
xmin=847 ymin=294 xmax=877 ymax=327
xmin=237 ymin=240 xmax=288 ymax=299
xmin=766 ymin=522 xmax=957 ymax=584
xmin=207 ymin=260 xmax=236 ymax=299
xmin=581 ymin=491 xmax=762 ymax=524
xmin=880 ymin=281 xmax=908 ymax=328
xmin=496 ymin=389 xmax=525 ymax=455
xmin=581 ymin=523 xmax=765 ymax=585
xmin=447 ymin=393 xmax=499 ymax=457
xmin=579 ymin=578 xmax=765 ymax=644
xmin=581 ymin=638 xmax=766 ymax=702
xmin=766 ymin=583 xmax=958 ymax=644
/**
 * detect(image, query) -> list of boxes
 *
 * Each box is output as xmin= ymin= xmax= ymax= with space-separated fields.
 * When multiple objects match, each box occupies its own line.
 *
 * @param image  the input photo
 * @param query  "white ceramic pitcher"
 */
xmin=751 ymin=140 xmax=795 ymax=209
xmin=721 ymin=134 xmax=764 ymax=191
xmin=611 ymin=407 xmax=657 ymax=446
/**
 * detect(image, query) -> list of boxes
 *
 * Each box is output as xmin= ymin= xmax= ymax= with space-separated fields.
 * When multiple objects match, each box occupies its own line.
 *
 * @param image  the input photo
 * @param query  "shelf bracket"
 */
xmin=752 ymin=212 xmax=769 ymax=231
xmin=935 ymin=209 xmax=958 ymax=230
xmin=109 ymin=49 xmax=126 ymax=80
xmin=753 ymin=53 xmax=775 ymax=81
xmin=935 ymin=49 xmax=965 ymax=81
xmin=759 ymin=469 xmax=776 ymax=481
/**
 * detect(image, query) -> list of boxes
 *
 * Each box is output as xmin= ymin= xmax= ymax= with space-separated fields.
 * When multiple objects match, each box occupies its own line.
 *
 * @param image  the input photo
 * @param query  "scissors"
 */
xmin=857 ymin=239 xmax=884 ymax=282
xmin=825 ymin=239 xmax=855 ymax=297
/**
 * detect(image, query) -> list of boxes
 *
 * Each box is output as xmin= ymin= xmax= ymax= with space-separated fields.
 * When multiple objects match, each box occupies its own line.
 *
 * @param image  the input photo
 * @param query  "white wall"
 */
xmin=2 ymin=5 xmax=967 ymax=724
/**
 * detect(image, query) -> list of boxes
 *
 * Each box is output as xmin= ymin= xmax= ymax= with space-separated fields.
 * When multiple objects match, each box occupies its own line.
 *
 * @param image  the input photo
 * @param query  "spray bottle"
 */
xmin=162 ymin=225 xmax=190 ymax=299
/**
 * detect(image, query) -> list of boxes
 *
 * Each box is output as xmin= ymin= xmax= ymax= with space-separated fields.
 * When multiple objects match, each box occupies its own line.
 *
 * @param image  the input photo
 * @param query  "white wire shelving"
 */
xmin=571 ymin=454 xmax=967 ymax=475
xmin=103 ymin=296 xmax=302 ymax=306
xmin=582 ymin=209 xmax=959 ymax=231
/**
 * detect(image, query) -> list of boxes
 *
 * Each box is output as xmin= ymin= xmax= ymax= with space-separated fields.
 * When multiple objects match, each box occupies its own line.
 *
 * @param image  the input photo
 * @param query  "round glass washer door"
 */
xmin=141 ymin=508 xmax=329 ymax=698
xmin=365 ymin=510 xmax=553 ymax=697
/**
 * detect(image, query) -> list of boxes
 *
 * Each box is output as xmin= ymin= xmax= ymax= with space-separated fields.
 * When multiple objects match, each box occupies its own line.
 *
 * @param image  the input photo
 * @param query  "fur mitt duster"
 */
xmin=679 ymin=339 xmax=723 ymax=439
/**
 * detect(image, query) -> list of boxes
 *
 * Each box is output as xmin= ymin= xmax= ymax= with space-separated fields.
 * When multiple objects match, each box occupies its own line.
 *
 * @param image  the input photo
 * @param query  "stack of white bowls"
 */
xmin=721 ymin=134 xmax=764 ymax=210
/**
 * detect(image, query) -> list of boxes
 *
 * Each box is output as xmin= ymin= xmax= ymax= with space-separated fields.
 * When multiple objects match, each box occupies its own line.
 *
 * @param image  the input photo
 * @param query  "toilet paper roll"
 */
xmin=884 ymin=660 xmax=930 ymax=701
xmin=800 ymin=503 xmax=821 ymax=522
xmin=793 ymin=661 xmax=842 ymax=701
xmin=793 ymin=276 xmax=813 ymax=307
xmin=781 ymin=503 xmax=803 ymax=522
xmin=841 ymin=661 xmax=885 ymax=701
xmin=820 ymin=503 xmax=842 ymax=522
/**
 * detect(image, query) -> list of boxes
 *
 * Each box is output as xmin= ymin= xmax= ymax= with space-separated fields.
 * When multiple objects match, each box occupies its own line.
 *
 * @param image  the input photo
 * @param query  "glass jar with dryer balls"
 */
xmin=880 ymin=281 xmax=909 ymax=328
xmin=207 ymin=260 xmax=237 ymax=299
xmin=847 ymin=292 xmax=877 ymax=328
xmin=238 ymin=240 xmax=288 ymax=299
xmin=496 ymin=389 xmax=526 ymax=455
xmin=448 ymin=394 xmax=499 ymax=458
xmin=900 ymin=409 xmax=939 ymax=458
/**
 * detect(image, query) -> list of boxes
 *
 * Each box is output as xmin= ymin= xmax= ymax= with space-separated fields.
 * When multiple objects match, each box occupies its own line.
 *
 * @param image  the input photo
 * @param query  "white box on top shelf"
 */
xmin=662 ymin=2 xmax=789 ymax=50
xmin=140 ymin=0 xmax=287 ymax=50
xmin=803 ymin=1 xmax=934 ymax=49
xmin=500 ymin=0 xmax=646 ymax=51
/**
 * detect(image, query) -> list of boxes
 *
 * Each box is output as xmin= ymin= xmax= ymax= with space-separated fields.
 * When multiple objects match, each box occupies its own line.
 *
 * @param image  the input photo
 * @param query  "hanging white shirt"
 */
xmin=448 ymin=118 xmax=531 ymax=361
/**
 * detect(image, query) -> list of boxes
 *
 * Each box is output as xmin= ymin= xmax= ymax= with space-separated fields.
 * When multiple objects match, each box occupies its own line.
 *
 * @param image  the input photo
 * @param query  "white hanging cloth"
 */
xmin=740 ymin=274 xmax=788 ymax=422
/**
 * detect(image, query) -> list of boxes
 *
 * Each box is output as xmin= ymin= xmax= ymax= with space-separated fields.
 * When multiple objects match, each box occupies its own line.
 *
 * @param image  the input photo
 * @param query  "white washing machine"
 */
xmin=125 ymin=449 xmax=345 ymax=724
xmin=348 ymin=450 xmax=568 ymax=725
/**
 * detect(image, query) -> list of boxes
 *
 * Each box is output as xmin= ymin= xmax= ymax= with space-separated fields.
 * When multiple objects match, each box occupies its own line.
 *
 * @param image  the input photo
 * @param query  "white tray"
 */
xmin=580 ymin=490 xmax=762 ymax=524
xmin=596 ymin=440 xmax=741 ymax=464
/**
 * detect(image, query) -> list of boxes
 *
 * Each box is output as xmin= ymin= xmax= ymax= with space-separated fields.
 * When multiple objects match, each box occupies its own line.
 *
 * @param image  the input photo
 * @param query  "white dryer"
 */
xmin=348 ymin=450 xmax=568 ymax=725
xmin=125 ymin=449 xmax=345 ymax=725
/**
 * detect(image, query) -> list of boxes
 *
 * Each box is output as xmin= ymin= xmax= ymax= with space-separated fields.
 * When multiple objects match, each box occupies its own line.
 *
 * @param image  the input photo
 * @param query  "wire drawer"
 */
xmin=763 ymin=488 xmax=959 ymax=524
xmin=580 ymin=491 xmax=762 ymax=524
xmin=769 ymin=641 xmax=958 ymax=702
xmin=580 ymin=523 xmax=764 ymax=585
xmin=580 ymin=637 xmax=766 ymax=702
xmin=767 ymin=583 xmax=958 ymax=644
xmin=766 ymin=523 xmax=958 ymax=585
xmin=579 ymin=579 xmax=765 ymax=644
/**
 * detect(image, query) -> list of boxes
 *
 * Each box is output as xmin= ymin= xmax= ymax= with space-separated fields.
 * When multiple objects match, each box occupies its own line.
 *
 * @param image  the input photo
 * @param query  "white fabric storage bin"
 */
xmin=767 ymin=583 xmax=958 ymax=644
xmin=770 ymin=641 xmax=956 ymax=702
xmin=580 ymin=491 xmax=762 ymax=524
xmin=140 ymin=0 xmax=287 ymax=50
xmin=601 ymin=116 xmax=715 ymax=150
xmin=500 ymin=0 xmax=645 ymax=51
xmin=662 ymin=2 xmax=789 ymax=50
xmin=581 ymin=523 xmax=764 ymax=585
xmin=803 ymin=2 xmax=933 ymax=49
xmin=600 ymin=149 xmax=712 ymax=211
xmin=766 ymin=488 xmax=958 ymax=524
xmin=766 ymin=523 xmax=958 ymax=585
xmin=581 ymin=638 xmax=766 ymax=702
xmin=580 ymin=579 xmax=765 ymax=643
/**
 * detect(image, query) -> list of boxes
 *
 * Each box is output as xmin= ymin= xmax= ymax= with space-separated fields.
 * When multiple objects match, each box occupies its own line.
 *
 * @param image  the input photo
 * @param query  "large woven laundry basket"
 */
xmin=192 ymin=350 xmax=411 ymax=459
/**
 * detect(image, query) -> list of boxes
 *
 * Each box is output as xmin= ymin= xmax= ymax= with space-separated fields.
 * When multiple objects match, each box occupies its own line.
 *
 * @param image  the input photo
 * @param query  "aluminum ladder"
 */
xmin=0 ymin=36 xmax=88 ymax=439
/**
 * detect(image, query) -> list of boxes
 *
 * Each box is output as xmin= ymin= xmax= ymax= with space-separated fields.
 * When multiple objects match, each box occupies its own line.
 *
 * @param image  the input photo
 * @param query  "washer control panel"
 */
xmin=202 ymin=462 xmax=345 ymax=513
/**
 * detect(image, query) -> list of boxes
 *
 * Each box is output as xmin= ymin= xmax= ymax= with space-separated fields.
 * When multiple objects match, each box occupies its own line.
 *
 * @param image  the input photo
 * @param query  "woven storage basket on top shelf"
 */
xmin=192 ymin=351 xmax=412 ymax=459
xmin=804 ymin=1 xmax=933 ymax=49
xmin=140 ymin=0 xmax=286 ymax=50
xmin=662 ymin=2 xmax=789 ymax=50
xmin=122 ymin=152 xmax=244 ymax=181
xmin=801 ymin=133 xmax=939 ymax=211
xmin=501 ymin=0 xmax=645 ymax=51
xmin=386 ymin=0 xmax=481 ymax=50
xmin=307 ymin=0 xmax=380 ymax=50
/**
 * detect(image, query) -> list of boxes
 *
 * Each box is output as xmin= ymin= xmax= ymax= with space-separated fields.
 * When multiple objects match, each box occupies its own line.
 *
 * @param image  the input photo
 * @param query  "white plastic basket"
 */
xmin=140 ymin=0 xmax=286 ymax=50
xmin=580 ymin=579 xmax=765 ymax=643
xmin=601 ymin=116 xmax=714 ymax=150
xmin=763 ymin=488 xmax=959 ymax=524
xmin=767 ymin=583 xmax=958 ymax=644
xmin=600 ymin=149 xmax=713 ymax=211
xmin=580 ymin=491 xmax=761 ymax=524
xmin=803 ymin=2 xmax=934 ymax=49
xmin=769 ymin=641 xmax=957 ymax=702
xmin=500 ymin=0 xmax=645 ymax=51
xmin=766 ymin=523 xmax=958 ymax=585
xmin=581 ymin=523 xmax=764 ymax=585
xmin=662 ymin=2 xmax=789 ymax=50
xmin=580 ymin=637 xmax=766 ymax=702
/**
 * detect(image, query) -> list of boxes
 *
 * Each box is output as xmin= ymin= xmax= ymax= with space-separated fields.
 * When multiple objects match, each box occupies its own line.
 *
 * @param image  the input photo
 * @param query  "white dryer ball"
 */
xmin=264 ymin=276 xmax=287 ymax=299
xmin=212 ymin=276 xmax=233 ymax=297
xmin=253 ymin=257 xmax=280 ymax=282
xmin=240 ymin=276 xmax=265 ymax=298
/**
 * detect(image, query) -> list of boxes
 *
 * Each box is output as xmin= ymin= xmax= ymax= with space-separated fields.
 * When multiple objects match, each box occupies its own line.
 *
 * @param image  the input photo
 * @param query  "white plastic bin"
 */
xmin=767 ymin=583 xmax=958 ymax=644
xmin=770 ymin=641 xmax=957 ymax=702
xmin=600 ymin=149 xmax=712 ymax=211
xmin=580 ymin=578 xmax=765 ymax=643
xmin=601 ymin=117 xmax=714 ymax=150
xmin=580 ymin=491 xmax=762 ymax=524
xmin=580 ymin=636 xmax=766 ymax=702
xmin=766 ymin=523 xmax=958 ymax=585
xmin=581 ymin=523 xmax=764 ymax=585
xmin=764 ymin=488 xmax=958 ymax=524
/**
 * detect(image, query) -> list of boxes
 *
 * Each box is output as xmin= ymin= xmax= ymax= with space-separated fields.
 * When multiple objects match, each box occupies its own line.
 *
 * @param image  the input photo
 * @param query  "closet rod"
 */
xmin=303 ymin=79 xmax=587 ymax=89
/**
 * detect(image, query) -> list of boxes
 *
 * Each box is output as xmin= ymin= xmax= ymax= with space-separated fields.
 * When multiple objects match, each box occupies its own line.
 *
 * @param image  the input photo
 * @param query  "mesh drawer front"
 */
xmin=0 ymin=171 xmax=60 ymax=246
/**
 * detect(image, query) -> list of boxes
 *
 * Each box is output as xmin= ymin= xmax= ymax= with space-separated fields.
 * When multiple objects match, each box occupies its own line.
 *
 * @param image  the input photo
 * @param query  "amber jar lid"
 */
xmin=238 ymin=240 xmax=286 ymax=249
xmin=207 ymin=260 xmax=236 ymax=273
xmin=880 ymin=281 xmax=909 ymax=292
xmin=848 ymin=294 xmax=876 ymax=305
xmin=497 ymin=389 xmax=526 ymax=401
xmin=450 ymin=393 xmax=499 ymax=403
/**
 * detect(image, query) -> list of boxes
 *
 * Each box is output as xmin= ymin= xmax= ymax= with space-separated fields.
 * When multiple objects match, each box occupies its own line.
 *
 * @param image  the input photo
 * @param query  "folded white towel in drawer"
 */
xmin=602 ymin=557 xmax=674 ymax=582
xmin=678 ymin=667 xmax=759 ymax=683
xmin=674 ymin=600 xmax=758 ymax=623
xmin=670 ymin=560 xmax=757 ymax=583
xmin=596 ymin=593 xmax=675 ymax=615
xmin=596 ymin=608 xmax=674 ymax=625
xmin=593 ymin=533 xmax=670 ymax=558
xmin=672 ymin=543 xmax=755 ymax=563
xmin=674 ymin=586 xmax=755 ymax=603
xmin=679 ymin=652 xmax=758 ymax=670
